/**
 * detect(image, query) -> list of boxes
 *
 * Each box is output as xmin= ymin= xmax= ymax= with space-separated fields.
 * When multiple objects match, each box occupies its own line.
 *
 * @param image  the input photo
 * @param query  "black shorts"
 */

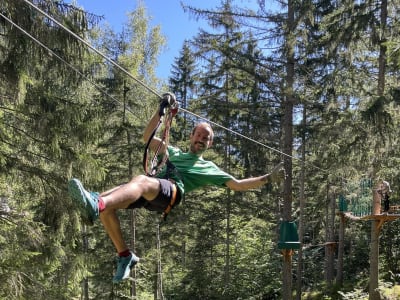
xmin=127 ymin=178 xmax=181 ymax=212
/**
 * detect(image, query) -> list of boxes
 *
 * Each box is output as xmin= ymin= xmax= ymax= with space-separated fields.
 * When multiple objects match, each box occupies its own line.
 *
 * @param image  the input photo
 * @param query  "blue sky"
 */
xmin=67 ymin=0 xmax=258 ymax=79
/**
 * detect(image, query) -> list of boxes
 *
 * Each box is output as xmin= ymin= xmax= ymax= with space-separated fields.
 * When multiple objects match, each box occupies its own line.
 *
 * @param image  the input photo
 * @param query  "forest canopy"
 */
xmin=1 ymin=0 xmax=400 ymax=299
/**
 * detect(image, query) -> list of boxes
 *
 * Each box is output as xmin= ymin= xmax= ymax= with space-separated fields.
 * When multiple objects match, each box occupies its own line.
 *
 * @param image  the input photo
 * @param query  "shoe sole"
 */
xmin=68 ymin=179 xmax=94 ymax=226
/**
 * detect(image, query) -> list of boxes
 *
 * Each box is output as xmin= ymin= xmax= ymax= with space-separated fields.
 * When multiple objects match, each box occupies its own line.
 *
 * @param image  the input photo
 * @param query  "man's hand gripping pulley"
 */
xmin=159 ymin=92 xmax=178 ymax=117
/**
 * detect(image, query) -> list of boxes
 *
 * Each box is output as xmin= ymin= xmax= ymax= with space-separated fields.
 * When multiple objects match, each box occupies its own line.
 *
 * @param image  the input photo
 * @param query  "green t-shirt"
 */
xmin=157 ymin=146 xmax=234 ymax=196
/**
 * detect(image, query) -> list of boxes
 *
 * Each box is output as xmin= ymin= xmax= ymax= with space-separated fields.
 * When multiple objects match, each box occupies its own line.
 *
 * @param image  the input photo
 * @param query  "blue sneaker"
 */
xmin=113 ymin=252 xmax=140 ymax=283
xmin=68 ymin=178 xmax=99 ymax=225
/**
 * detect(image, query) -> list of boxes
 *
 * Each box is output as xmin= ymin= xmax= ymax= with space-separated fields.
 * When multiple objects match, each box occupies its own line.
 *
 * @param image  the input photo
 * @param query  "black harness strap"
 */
xmin=143 ymin=106 xmax=178 ymax=177
xmin=160 ymin=160 xmax=185 ymax=221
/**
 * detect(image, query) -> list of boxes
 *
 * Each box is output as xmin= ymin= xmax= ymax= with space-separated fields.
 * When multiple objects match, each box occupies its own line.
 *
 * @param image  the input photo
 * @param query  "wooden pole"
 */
xmin=336 ymin=214 xmax=345 ymax=286
xmin=369 ymin=219 xmax=381 ymax=300
xmin=369 ymin=183 xmax=381 ymax=300
xmin=282 ymin=249 xmax=293 ymax=300
xmin=372 ymin=183 xmax=381 ymax=215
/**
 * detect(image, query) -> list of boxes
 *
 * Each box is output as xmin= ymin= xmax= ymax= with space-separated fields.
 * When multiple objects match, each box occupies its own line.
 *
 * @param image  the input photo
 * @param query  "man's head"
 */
xmin=189 ymin=122 xmax=214 ymax=155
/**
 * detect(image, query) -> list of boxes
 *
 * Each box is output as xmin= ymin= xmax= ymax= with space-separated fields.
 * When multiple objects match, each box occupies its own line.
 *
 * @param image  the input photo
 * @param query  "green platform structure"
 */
xmin=278 ymin=221 xmax=300 ymax=250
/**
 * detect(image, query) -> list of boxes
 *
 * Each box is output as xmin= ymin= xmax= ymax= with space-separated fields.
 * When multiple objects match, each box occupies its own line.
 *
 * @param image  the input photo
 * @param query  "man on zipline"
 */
xmin=68 ymin=92 xmax=285 ymax=283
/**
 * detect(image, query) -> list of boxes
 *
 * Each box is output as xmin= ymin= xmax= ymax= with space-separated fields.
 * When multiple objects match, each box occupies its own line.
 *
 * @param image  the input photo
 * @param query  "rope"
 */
xmin=0 ymin=11 xmax=137 ymax=116
xmin=142 ymin=106 xmax=177 ymax=176
xmin=180 ymin=107 xmax=293 ymax=159
xmin=156 ymin=223 xmax=165 ymax=299
xmin=5 ymin=1 xmax=296 ymax=162
xmin=5 ymin=1 xmax=334 ymax=179
xmin=21 ymin=0 xmax=162 ymax=99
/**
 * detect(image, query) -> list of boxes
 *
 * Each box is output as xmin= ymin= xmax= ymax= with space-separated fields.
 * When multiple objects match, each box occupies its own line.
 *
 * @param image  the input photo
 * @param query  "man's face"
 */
xmin=189 ymin=125 xmax=213 ymax=155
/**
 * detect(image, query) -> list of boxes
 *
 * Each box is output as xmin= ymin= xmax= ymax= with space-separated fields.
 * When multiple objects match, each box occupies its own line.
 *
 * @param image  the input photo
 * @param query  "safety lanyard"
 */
xmin=143 ymin=106 xmax=178 ymax=177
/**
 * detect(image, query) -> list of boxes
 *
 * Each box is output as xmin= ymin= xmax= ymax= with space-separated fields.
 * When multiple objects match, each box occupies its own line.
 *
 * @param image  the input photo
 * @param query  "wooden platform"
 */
xmin=341 ymin=211 xmax=400 ymax=230
xmin=359 ymin=214 xmax=400 ymax=222
xmin=342 ymin=211 xmax=400 ymax=222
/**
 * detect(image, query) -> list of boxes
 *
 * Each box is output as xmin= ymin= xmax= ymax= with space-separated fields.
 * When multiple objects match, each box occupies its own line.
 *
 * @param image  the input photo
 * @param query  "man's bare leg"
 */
xmin=99 ymin=175 xmax=160 ymax=252
xmin=68 ymin=175 xmax=161 ymax=283
xmin=99 ymin=175 xmax=161 ymax=282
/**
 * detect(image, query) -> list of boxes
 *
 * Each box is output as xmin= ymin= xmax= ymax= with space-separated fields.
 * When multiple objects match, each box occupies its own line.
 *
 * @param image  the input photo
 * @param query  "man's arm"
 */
xmin=142 ymin=93 xmax=177 ymax=153
xmin=142 ymin=109 xmax=165 ymax=153
xmin=225 ymin=162 xmax=285 ymax=191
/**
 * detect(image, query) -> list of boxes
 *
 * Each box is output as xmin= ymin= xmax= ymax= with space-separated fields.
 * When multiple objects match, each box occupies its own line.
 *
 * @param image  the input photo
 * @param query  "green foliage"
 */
xmin=2 ymin=0 xmax=400 ymax=299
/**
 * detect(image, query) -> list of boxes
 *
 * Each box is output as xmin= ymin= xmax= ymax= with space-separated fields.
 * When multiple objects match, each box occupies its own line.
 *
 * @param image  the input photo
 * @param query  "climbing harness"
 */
xmin=142 ymin=93 xmax=180 ymax=220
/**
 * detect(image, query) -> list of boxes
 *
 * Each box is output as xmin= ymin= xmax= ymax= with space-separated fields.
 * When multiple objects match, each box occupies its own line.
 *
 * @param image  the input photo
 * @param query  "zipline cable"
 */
xmin=17 ymin=0 xmax=298 ymax=162
xmin=178 ymin=106 xmax=296 ymax=160
xmin=21 ymin=0 xmax=163 ymax=99
xmin=10 ymin=1 xmax=333 ymax=177
xmin=0 ymin=11 xmax=137 ymax=117
xmin=178 ymin=107 xmax=335 ymax=180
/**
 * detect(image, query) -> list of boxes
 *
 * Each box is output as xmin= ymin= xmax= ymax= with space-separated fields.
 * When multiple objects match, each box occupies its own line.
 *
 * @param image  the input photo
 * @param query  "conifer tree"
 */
xmin=181 ymin=0 xmax=284 ymax=297
xmin=0 ymin=0 xmax=105 ymax=298
xmin=169 ymin=40 xmax=198 ymax=140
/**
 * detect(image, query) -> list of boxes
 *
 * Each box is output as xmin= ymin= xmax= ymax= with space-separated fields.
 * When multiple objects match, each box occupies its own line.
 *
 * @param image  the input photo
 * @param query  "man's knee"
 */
xmin=130 ymin=174 xmax=159 ymax=187
xmin=129 ymin=175 xmax=160 ymax=200
xmin=129 ymin=174 xmax=148 ymax=184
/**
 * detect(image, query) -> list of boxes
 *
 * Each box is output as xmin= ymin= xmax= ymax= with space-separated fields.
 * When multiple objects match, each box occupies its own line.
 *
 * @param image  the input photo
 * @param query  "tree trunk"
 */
xmin=125 ymin=81 xmax=138 ymax=298
xmin=377 ymin=0 xmax=387 ymax=96
xmin=130 ymin=211 xmax=137 ymax=298
xmin=283 ymin=250 xmax=293 ymax=300
xmin=225 ymin=190 xmax=231 ymax=288
xmin=368 ymin=2 xmax=387 ymax=296
xmin=325 ymin=185 xmax=335 ymax=286
xmin=369 ymin=219 xmax=381 ymax=300
xmin=295 ymin=106 xmax=306 ymax=300
xmin=282 ymin=0 xmax=295 ymax=298
xmin=369 ymin=186 xmax=382 ymax=300
xmin=223 ymin=76 xmax=232 ymax=289
xmin=336 ymin=214 xmax=345 ymax=286
xmin=82 ymin=226 xmax=89 ymax=300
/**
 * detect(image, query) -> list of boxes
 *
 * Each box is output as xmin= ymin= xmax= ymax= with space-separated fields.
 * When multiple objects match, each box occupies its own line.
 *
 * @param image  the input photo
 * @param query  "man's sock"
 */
xmin=118 ymin=249 xmax=131 ymax=257
xmin=98 ymin=196 xmax=105 ymax=212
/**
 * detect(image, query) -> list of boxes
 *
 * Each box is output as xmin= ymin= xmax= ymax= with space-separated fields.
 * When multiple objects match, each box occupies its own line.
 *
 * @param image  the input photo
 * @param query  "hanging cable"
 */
xmin=0 ymin=11 xmax=138 ymax=116
xmin=8 ymin=1 xmax=338 ymax=179
xmin=21 ymin=0 xmax=162 ymax=99
xmin=12 ymin=1 xmax=297 ymax=161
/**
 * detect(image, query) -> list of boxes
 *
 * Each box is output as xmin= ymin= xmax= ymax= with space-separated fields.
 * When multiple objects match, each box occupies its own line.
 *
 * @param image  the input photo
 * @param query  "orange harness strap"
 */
xmin=161 ymin=182 xmax=177 ymax=221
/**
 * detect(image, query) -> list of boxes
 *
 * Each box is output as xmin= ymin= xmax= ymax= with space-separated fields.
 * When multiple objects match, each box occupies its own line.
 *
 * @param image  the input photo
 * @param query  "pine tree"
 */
xmin=179 ymin=0 xmax=285 ymax=297
xmin=169 ymin=40 xmax=198 ymax=140
xmin=0 ymin=0 xmax=106 ymax=298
